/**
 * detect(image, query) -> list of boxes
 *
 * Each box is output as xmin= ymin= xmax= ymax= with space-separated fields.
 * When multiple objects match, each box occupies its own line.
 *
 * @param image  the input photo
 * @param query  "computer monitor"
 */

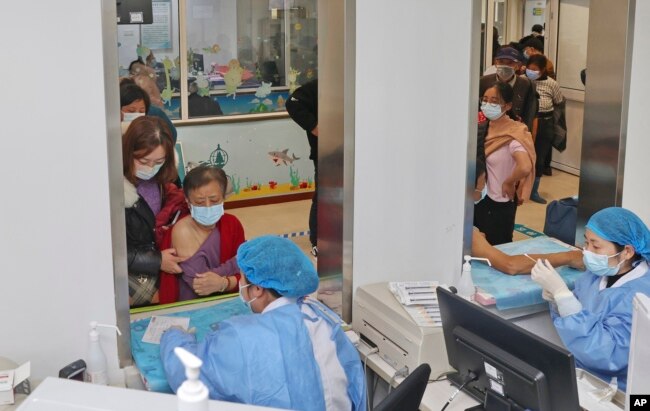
xmin=437 ymin=287 xmax=580 ymax=411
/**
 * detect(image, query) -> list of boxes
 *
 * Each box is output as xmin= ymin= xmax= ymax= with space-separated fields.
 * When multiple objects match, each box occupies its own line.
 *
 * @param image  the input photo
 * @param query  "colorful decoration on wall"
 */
xmin=269 ymin=149 xmax=300 ymax=166
xmin=136 ymin=44 xmax=151 ymax=61
xmin=195 ymin=74 xmax=210 ymax=97
xmin=202 ymin=44 xmax=221 ymax=54
xmin=250 ymin=82 xmax=274 ymax=112
xmin=223 ymin=59 xmax=245 ymax=98
xmin=288 ymin=67 xmax=301 ymax=94
xmin=277 ymin=95 xmax=286 ymax=109
xmin=209 ymin=144 xmax=229 ymax=168
xmin=161 ymin=57 xmax=175 ymax=106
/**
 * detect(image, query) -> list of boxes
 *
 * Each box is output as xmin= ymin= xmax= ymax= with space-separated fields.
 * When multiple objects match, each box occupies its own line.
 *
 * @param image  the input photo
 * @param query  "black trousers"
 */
xmin=309 ymin=160 xmax=318 ymax=247
xmin=474 ymin=196 xmax=517 ymax=245
xmin=535 ymin=116 xmax=554 ymax=176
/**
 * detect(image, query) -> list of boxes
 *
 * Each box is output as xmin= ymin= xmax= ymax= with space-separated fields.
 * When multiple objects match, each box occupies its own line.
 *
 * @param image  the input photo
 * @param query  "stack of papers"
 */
xmin=388 ymin=281 xmax=442 ymax=327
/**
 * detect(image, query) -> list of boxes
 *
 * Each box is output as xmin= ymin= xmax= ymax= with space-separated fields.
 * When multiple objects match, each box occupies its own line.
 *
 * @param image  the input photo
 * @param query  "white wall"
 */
xmin=622 ymin=1 xmax=650 ymax=224
xmin=0 ymin=1 xmax=123 ymax=382
xmin=352 ymin=0 xmax=478 ymax=290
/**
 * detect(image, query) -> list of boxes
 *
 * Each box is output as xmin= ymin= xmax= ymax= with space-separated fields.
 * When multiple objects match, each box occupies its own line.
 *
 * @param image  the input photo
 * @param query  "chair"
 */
xmin=374 ymin=363 xmax=431 ymax=411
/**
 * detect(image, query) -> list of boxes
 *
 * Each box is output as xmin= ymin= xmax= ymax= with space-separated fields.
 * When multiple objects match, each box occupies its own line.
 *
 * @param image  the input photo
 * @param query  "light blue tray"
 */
xmin=130 ymin=298 xmax=251 ymax=392
xmin=472 ymin=236 xmax=585 ymax=310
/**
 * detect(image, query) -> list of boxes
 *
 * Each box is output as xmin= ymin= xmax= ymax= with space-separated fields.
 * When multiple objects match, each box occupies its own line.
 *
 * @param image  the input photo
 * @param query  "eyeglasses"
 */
xmin=480 ymin=98 xmax=504 ymax=105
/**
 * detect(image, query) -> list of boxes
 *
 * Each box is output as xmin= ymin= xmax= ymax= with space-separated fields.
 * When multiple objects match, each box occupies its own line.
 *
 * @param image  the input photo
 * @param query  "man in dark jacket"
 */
xmin=479 ymin=47 xmax=538 ymax=133
xmin=286 ymin=79 xmax=318 ymax=257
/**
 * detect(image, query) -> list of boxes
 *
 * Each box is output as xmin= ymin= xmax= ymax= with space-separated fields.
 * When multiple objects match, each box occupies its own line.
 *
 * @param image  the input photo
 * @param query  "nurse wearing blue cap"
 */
xmin=531 ymin=207 xmax=650 ymax=391
xmin=160 ymin=235 xmax=367 ymax=410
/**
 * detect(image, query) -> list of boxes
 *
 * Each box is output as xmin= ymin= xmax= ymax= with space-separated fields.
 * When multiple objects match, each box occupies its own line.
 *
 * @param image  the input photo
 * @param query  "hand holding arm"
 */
xmin=160 ymin=248 xmax=187 ymax=274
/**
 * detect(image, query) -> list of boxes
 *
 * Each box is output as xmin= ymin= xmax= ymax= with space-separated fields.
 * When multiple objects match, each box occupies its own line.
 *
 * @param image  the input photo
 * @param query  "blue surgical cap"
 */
xmin=237 ymin=236 xmax=319 ymax=297
xmin=586 ymin=207 xmax=650 ymax=261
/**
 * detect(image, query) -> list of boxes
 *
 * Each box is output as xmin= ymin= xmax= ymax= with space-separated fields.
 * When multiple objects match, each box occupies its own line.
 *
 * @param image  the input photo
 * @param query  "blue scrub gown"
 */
xmin=551 ymin=263 xmax=650 ymax=391
xmin=160 ymin=298 xmax=367 ymax=410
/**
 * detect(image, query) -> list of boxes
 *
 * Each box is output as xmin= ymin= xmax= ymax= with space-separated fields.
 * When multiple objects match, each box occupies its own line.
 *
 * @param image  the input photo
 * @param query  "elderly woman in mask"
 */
xmin=162 ymin=165 xmax=244 ymax=301
xmin=531 ymin=207 xmax=650 ymax=391
xmin=123 ymin=116 xmax=187 ymax=306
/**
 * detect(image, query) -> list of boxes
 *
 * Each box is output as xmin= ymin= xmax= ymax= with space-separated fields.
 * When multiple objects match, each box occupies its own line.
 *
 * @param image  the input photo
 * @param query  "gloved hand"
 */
xmin=532 ymin=259 xmax=583 ymax=317
xmin=541 ymin=289 xmax=555 ymax=303
xmin=531 ymin=259 xmax=571 ymax=298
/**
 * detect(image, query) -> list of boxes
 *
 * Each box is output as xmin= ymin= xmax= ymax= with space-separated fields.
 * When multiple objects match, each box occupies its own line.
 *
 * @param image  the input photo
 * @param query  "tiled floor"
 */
xmin=228 ymin=170 xmax=580 ymax=248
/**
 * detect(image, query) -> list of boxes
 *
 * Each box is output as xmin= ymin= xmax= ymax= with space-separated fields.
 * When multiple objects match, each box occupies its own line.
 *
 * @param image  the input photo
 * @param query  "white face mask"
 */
xmin=135 ymin=162 xmax=164 ymax=180
xmin=239 ymin=283 xmax=258 ymax=311
xmin=123 ymin=112 xmax=145 ymax=122
xmin=480 ymin=102 xmax=504 ymax=121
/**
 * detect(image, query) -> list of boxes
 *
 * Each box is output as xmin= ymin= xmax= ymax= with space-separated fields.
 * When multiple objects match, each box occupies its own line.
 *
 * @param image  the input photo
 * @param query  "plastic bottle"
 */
xmin=458 ymin=255 xmax=477 ymax=300
xmin=175 ymin=347 xmax=209 ymax=411
xmin=85 ymin=321 xmax=121 ymax=385
xmin=457 ymin=255 xmax=492 ymax=300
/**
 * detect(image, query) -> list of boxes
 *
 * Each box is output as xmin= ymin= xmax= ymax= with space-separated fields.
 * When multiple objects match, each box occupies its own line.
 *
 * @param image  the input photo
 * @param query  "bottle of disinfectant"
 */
xmin=86 ymin=321 xmax=121 ymax=385
xmin=175 ymin=347 xmax=209 ymax=411
xmin=458 ymin=255 xmax=492 ymax=300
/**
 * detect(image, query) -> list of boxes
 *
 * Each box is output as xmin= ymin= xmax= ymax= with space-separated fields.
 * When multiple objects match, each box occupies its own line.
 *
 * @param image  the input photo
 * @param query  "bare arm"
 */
xmin=472 ymin=228 xmax=584 ymax=275
xmin=502 ymin=151 xmax=532 ymax=200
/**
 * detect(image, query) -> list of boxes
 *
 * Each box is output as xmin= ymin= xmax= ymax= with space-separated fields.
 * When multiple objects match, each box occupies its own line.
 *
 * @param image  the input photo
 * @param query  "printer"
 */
xmin=352 ymin=282 xmax=452 ymax=377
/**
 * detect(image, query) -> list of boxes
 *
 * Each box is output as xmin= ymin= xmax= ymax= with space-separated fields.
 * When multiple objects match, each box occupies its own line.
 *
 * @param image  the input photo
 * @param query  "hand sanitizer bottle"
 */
xmin=458 ymin=255 xmax=477 ymax=300
xmin=175 ymin=347 xmax=209 ymax=411
xmin=86 ymin=321 xmax=121 ymax=385
xmin=457 ymin=256 xmax=492 ymax=301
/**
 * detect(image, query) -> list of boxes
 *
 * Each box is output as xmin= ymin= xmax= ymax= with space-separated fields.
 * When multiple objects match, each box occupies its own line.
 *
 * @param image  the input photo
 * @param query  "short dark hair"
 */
xmin=120 ymin=83 xmax=151 ymax=113
xmin=532 ymin=24 xmax=544 ymax=34
xmin=122 ymin=116 xmax=177 ymax=185
xmin=489 ymin=81 xmax=514 ymax=104
xmin=183 ymin=165 xmax=228 ymax=199
xmin=523 ymin=37 xmax=544 ymax=53
xmin=527 ymin=54 xmax=548 ymax=71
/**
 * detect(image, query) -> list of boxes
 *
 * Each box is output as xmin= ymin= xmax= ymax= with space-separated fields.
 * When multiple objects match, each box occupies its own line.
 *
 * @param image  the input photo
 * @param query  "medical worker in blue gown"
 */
xmin=531 ymin=207 xmax=650 ymax=391
xmin=160 ymin=235 xmax=367 ymax=410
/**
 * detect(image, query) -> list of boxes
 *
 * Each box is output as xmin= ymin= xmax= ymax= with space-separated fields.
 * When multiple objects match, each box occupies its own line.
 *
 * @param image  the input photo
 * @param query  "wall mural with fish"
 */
xmin=176 ymin=118 xmax=315 ymax=202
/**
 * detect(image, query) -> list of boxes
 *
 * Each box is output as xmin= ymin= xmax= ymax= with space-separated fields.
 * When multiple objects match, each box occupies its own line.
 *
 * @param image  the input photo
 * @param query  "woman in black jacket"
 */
xmin=123 ymin=116 xmax=186 ymax=306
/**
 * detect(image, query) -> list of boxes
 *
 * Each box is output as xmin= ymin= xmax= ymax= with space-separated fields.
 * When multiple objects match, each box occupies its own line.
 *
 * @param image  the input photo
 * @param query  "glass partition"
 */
xmin=117 ymin=0 xmax=318 ymax=121
xmin=118 ymin=0 xmax=183 ymax=119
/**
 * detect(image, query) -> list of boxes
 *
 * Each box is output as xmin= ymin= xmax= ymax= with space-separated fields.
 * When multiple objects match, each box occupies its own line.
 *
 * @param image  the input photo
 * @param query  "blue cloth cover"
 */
xmin=160 ymin=298 xmax=367 ymax=410
xmin=585 ymin=207 xmax=650 ymax=261
xmin=551 ymin=266 xmax=650 ymax=391
xmin=130 ymin=298 xmax=252 ymax=392
xmin=471 ymin=236 xmax=584 ymax=310
xmin=237 ymin=235 xmax=319 ymax=297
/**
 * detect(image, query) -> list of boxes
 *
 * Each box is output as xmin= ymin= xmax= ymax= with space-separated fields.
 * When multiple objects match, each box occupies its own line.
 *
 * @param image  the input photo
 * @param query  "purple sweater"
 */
xmin=177 ymin=226 xmax=239 ymax=301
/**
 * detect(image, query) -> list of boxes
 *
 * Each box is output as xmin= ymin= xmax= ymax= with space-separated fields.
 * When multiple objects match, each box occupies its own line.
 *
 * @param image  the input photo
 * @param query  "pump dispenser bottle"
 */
xmin=86 ymin=321 xmax=121 ymax=385
xmin=457 ymin=255 xmax=492 ymax=300
xmin=175 ymin=347 xmax=209 ymax=411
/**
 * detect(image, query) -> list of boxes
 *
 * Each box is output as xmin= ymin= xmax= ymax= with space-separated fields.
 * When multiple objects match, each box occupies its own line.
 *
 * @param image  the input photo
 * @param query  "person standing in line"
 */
xmin=525 ymin=54 xmax=564 ymax=204
xmin=286 ymin=79 xmax=319 ymax=257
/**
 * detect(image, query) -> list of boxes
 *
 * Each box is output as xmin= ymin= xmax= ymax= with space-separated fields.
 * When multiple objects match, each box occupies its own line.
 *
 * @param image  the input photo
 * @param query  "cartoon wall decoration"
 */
xmin=209 ymin=144 xmax=229 ymax=168
xmin=269 ymin=149 xmax=299 ymax=166
xmin=176 ymin=120 xmax=314 ymax=203
xmin=288 ymin=67 xmax=301 ymax=94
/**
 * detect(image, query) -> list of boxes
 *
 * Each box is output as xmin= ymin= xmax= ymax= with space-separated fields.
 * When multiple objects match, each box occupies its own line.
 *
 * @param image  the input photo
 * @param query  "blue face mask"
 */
xmin=583 ymin=249 xmax=623 ymax=277
xmin=239 ymin=283 xmax=258 ymax=310
xmin=135 ymin=162 xmax=164 ymax=180
xmin=474 ymin=184 xmax=488 ymax=204
xmin=480 ymin=102 xmax=504 ymax=121
xmin=190 ymin=203 xmax=224 ymax=226
xmin=525 ymin=69 xmax=541 ymax=80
